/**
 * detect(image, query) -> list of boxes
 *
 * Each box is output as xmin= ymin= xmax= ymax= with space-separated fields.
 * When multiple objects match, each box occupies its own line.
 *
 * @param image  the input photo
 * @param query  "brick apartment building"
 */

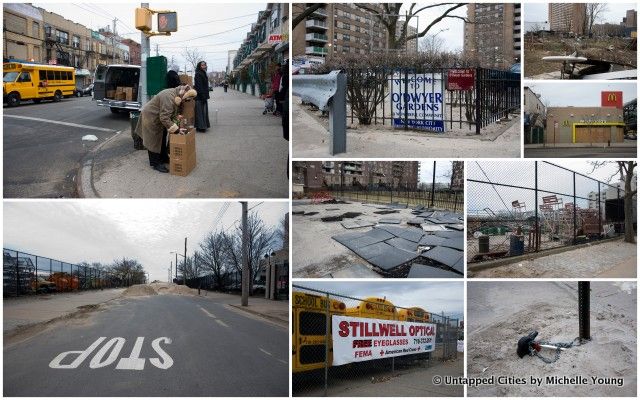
xmin=463 ymin=3 xmax=520 ymax=69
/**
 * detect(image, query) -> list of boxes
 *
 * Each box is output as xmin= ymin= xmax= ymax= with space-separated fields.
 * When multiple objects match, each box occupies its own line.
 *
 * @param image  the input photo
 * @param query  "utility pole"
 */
xmin=140 ymin=3 xmax=150 ymax=106
xmin=169 ymin=261 xmax=172 ymax=283
xmin=112 ymin=18 xmax=117 ymax=64
xmin=241 ymin=202 xmax=249 ymax=306
xmin=155 ymin=43 xmax=159 ymax=56
xmin=183 ymin=237 xmax=187 ymax=285
xmin=175 ymin=252 xmax=178 ymax=281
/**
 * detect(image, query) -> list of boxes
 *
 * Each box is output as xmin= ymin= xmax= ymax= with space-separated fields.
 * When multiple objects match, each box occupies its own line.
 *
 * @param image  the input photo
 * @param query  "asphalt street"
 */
xmin=524 ymin=146 xmax=637 ymax=158
xmin=3 ymin=294 xmax=288 ymax=396
xmin=3 ymin=96 xmax=130 ymax=198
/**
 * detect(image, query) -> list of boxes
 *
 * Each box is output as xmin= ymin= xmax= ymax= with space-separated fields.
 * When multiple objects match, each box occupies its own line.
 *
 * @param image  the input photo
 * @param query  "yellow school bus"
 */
xmin=292 ymin=291 xmax=346 ymax=373
xmin=398 ymin=306 xmax=431 ymax=323
xmin=3 ymin=63 xmax=75 ymax=106
xmin=345 ymin=297 xmax=398 ymax=320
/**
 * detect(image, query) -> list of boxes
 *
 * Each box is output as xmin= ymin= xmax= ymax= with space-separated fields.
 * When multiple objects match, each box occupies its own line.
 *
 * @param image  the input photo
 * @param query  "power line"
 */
xmin=160 ymin=24 xmax=252 ymax=45
xmin=158 ymin=39 xmax=242 ymax=49
xmin=181 ymin=13 xmax=258 ymax=27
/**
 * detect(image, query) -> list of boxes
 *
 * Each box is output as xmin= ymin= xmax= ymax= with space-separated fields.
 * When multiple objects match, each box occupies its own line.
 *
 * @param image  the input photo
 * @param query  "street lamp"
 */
xmin=170 ymin=251 xmax=185 ymax=284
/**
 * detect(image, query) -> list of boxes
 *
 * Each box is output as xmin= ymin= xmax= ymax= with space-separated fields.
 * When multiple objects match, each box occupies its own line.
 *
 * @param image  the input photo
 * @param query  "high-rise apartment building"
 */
xmin=623 ymin=9 xmax=637 ymax=28
xmin=292 ymin=3 xmax=387 ymax=62
xmin=548 ymin=3 xmax=587 ymax=34
xmin=318 ymin=161 xmax=420 ymax=189
xmin=463 ymin=3 xmax=520 ymax=69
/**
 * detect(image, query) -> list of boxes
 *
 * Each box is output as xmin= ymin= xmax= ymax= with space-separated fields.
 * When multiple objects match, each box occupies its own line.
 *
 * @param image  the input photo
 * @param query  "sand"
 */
xmin=121 ymin=284 xmax=158 ymax=297
xmin=467 ymin=281 xmax=637 ymax=397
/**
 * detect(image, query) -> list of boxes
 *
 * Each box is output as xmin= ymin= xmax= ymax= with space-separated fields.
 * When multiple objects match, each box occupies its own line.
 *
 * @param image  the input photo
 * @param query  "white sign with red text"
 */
xmin=331 ymin=315 xmax=436 ymax=366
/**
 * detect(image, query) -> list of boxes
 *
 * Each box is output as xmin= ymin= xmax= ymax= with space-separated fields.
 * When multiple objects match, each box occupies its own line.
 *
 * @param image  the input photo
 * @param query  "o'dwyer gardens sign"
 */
xmin=331 ymin=315 xmax=437 ymax=366
xmin=391 ymin=72 xmax=445 ymax=132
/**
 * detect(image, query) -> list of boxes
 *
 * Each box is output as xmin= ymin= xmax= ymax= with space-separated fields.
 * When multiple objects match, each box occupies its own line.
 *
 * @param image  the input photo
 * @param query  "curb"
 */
xmin=467 ymin=236 xmax=626 ymax=273
xmin=76 ymin=129 xmax=126 ymax=198
xmin=227 ymin=304 xmax=288 ymax=327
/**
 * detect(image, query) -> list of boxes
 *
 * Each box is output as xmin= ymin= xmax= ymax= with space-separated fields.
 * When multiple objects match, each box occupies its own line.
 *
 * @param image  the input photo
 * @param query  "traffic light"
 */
xmin=157 ymin=12 xmax=178 ymax=33
xmin=135 ymin=8 xmax=152 ymax=31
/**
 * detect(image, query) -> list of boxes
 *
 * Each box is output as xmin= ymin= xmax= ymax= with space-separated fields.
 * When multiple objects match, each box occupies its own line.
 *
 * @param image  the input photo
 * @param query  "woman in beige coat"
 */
xmin=136 ymin=85 xmax=197 ymax=173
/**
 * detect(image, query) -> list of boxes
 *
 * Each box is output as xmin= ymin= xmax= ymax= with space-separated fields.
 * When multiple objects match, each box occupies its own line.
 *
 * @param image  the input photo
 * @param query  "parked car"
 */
xmin=82 ymin=83 xmax=94 ymax=96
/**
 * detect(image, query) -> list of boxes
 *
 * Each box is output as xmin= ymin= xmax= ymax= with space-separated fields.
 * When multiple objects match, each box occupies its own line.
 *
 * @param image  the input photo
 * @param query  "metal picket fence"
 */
xmin=343 ymin=66 xmax=520 ymax=134
xmin=2 ymin=249 xmax=134 ymax=297
xmin=292 ymin=285 xmax=461 ymax=397
xmin=467 ymin=161 xmax=630 ymax=263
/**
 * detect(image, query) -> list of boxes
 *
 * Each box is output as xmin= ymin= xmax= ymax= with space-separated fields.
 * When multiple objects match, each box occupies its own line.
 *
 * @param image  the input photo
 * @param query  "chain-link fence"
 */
xmin=327 ymin=186 xmax=463 ymax=212
xmin=2 ymin=249 xmax=138 ymax=297
xmin=185 ymin=261 xmax=289 ymax=300
xmin=292 ymin=284 xmax=462 ymax=397
xmin=467 ymin=161 xmax=633 ymax=263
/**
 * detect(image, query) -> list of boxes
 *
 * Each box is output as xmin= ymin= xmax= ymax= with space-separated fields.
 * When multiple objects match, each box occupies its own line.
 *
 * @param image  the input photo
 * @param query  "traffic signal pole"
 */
xmin=140 ymin=3 xmax=150 ymax=106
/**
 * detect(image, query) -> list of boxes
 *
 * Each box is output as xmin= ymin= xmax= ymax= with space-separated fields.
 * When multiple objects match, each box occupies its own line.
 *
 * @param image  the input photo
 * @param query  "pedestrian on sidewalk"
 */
xmin=271 ymin=64 xmax=282 ymax=117
xmin=157 ymin=70 xmax=182 ymax=163
xmin=280 ymin=60 xmax=289 ymax=177
xmin=136 ymin=85 xmax=197 ymax=173
xmin=194 ymin=60 xmax=211 ymax=133
xmin=223 ymin=81 xmax=228 ymax=92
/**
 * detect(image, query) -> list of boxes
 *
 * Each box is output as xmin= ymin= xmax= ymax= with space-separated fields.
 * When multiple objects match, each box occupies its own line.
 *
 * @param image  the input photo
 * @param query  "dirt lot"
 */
xmin=524 ymin=35 xmax=637 ymax=78
xmin=468 ymin=237 xmax=637 ymax=278
xmin=467 ymin=281 xmax=637 ymax=397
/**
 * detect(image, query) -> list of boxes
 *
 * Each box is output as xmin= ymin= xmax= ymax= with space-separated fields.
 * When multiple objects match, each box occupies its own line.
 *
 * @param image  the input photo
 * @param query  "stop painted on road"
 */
xmin=49 ymin=337 xmax=173 ymax=370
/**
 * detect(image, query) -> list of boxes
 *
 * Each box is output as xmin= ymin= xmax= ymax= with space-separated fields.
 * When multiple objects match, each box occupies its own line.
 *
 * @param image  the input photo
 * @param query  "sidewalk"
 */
xmin=525 ymin=142 xmax=637 ymax=148
xmin=3 ymin=288 xmax=125 ymax=334
xmin=82 ymin=87 xmax=288 ymax=198
xmin=226 ymin=295 xmax=289 ymax=327
xmin=292 ymin=96 xmax=521 ymax=158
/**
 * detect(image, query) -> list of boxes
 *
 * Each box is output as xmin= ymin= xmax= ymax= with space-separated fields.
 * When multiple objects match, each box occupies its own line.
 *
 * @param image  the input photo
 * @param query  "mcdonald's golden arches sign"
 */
xmin=601 ymin=91 xmax=623 ymax=108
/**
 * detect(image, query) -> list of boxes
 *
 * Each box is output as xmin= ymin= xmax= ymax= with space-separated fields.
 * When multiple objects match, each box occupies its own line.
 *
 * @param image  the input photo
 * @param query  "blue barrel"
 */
xmin=510 ymin=235 xmax=525 ymax=256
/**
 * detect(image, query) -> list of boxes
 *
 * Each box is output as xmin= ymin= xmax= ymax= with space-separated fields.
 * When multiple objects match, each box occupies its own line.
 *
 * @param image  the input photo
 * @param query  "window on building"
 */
xmin=56 ymin=29 xmax=69 ymax=45
xmin=343 ymin=34 xmax=350 ymax=42
xmin=5 ymin=13 xmax=27 ymax=35
xmin=343 ymin=23 xmax=351 ymax=30
xmin=73 ymin=35 xmax=81 ymax=48
xmin=32 ymin=21 xmax=40 ymax=38
xmin=270 ymin=4 xmax=280 ymax=30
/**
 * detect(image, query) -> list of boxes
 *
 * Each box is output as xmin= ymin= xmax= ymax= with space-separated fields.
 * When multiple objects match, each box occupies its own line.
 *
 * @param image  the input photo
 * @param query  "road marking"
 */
xmin=277 ymin=359 xmax=287 ymax=365
xmin=215 ymin=319 xmax=229 ymax=328
xmin=4 ymin=115 xmax=115 ymax=132
xmin=49 ymin=337 xmax=173 ymax=370
xmin=198 ymin=306 xmax=217 ymax=319
xmin=259 ymin=348 xmax=272 ymax=356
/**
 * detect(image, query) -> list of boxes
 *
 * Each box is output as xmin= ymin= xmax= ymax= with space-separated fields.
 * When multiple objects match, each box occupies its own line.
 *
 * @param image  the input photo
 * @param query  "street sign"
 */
xmin=447 ymin=69 xmax=475 ymax=90
xmin=391 ymin=72 xmax=445 ymax=132
xmin=331 ymin=315 xmax=436 ymax=366
xmin=158 ymin=12 xmax=178 ymax=33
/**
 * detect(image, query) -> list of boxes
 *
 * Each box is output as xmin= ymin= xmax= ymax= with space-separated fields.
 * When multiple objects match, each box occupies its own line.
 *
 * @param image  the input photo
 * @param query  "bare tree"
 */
xmin=110 ymin=258 xmax=145 ymax=286
xmin=222 ymin=212 xmax=276 ymax=294
xmin=182 ymin=47 xmax=205 ymax=74
xmin=168 ymin=55 xmax=180 ymax=72
xmin=199 ymin=231 xmax=228 ymax=290
xmin=419 ymin=32 xmax=446 ymax=57
xmin=276 ymin=215 xmax=289 ymax=250
xmin=292 ymin=3 xmax=326 ymax=29
xmin=355 ymin=3 xmax=466 ymax=50
xmin=586 ymin=3 xmax=608 ymax=37
xmin=590 ymin=161 xmax=637 ymax=243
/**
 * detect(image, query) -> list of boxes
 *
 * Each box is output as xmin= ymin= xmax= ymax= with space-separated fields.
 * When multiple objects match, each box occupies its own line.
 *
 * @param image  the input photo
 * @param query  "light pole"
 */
xmin=170 ymin=251 xmax=185 ymax=284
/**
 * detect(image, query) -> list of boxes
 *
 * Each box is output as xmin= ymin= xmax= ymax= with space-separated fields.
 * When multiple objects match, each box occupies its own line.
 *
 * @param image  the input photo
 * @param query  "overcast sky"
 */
xmin=3 ymin=200 xmax=288 ymax=282
xmin=524 ymin=3 xmax=637 ymax=31
xmin=419 ymin=161 xmax=453 ymax=184
xmin=400 ymin=3 xmax=466 ymax=52
xmin=526 ymin=82 xmax=637 ymax=107
xmin=294 ymin=281 xmax=464 ymax=321
xmin=467 ymin=160 xmax=626 ymax=213
xmin=32 ymin=2 xmax=268 ymax=72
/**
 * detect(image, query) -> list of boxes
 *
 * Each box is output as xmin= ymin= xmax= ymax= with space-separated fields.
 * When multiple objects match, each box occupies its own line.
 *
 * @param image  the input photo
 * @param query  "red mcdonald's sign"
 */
xmin=601 ymin=91 xmax=623 ymax=108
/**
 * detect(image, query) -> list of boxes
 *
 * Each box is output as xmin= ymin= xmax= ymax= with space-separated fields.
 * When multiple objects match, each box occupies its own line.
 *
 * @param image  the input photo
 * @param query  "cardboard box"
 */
xmin=123 ymin=87 xmax=134 ymax=101
xmin=115 ymin=91 xmax=127 ymax=100
xmin=181 ymin=99 xmax=195 ymax=127
xmin=169 ymin=128 xmax=196 ymax=177
xmin=106 ymin=89 xmax=116 ymax=98
xmin=179 ymin=74 xmax=193 ymax=86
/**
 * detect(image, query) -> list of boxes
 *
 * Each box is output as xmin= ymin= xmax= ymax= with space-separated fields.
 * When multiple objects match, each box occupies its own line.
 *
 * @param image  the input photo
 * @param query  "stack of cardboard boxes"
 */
xmin=107 ymin=86 xmax=136 ymax=101
xmin=169 ymin=99 xmax=197 ymax=177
